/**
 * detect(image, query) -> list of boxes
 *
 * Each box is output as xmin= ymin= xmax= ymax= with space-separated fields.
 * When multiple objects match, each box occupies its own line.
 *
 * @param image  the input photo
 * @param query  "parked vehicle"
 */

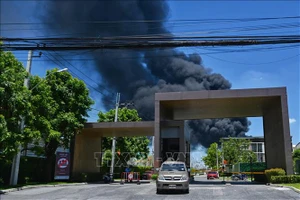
xmin=156 ymin=161 xmax=190 ymax=194
xmin=231 ymin=173 xmax=247 ymax=181
xmin=142 ymin=170 xmax=154 ymax=180
xmin=207 ymin=171 xmax=219 ymax=179
xmin=103 ymin=173 xmax=112 ymax=183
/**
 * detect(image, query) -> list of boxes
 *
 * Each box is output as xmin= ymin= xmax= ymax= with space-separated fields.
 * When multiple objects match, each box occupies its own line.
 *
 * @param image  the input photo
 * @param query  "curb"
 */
xmin=268 ymin=184 xmax=300 ymax=194
xmin=0 ymin=182 xmax=88 ymax=194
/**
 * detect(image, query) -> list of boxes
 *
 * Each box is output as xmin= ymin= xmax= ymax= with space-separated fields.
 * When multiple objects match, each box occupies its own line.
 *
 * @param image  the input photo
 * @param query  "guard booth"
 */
xmin=160 ymin=121 xmax=191 ymax=167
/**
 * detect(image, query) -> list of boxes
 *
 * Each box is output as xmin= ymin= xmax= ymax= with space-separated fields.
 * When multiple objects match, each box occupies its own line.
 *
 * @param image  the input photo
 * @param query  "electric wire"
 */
xmin=203 ymin=53 xmax=300 ymax=65
xmin=43 ymin=51 xmax=115 ymax=105
xmin=51 ymin=50 xmax=113 ymax=95
xmin=2 ymin=15 xmax=299 ymax=25
xmin=13 ymin=44 xmax=300 ymax=63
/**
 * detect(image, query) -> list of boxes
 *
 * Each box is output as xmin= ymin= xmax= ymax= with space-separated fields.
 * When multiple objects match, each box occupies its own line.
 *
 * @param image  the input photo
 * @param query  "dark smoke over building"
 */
xmin=39 ymin=0 xmax=250 ymax=148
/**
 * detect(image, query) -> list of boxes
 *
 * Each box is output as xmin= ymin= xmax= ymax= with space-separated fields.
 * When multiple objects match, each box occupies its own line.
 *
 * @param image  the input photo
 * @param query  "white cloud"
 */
xmin=289 ymin=118 xmax=296 ymax=124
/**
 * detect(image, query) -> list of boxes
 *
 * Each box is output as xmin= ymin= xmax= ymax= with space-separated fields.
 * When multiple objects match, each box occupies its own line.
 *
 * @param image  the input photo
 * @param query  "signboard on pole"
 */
xmin=54 ymin=152 xmax=70 ymax=180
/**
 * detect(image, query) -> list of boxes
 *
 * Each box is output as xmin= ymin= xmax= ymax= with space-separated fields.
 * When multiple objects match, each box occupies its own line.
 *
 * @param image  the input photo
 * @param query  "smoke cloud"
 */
xmin=39 ymin=0 xmax=250 ymax=148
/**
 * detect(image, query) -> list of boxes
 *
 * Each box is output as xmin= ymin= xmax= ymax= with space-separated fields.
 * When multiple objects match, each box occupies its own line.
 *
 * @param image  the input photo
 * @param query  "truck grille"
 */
xmin=163 ymin=175 xmax=182 ymax=180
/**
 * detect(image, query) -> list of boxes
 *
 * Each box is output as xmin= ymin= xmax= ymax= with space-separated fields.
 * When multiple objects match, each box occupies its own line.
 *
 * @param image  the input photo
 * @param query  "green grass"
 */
xmin=280 ymin=183 xmax=300 ymax=190
xmin=0 ymin=182 xmax=76 ymax=190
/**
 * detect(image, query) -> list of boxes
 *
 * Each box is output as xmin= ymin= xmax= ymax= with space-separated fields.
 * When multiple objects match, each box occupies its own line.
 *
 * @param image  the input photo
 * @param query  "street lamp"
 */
xmin=30 ymin=68 xmax=68 ymax=91
xmin=10 ymin=67 xmax=68 ymax=185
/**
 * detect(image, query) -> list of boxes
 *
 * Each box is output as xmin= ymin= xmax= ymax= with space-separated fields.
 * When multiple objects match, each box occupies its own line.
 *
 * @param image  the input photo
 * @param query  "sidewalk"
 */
xmin=0 ymin=182 xmax=88 ymax=194
xmin=269 ymin=184 xmax=300 ymax=194
xmin=0 ymin=180 xmax=153 ymax=194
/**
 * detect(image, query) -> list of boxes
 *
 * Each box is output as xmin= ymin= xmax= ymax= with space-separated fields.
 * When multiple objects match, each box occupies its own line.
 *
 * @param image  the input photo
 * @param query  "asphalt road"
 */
xmin=1 ymin=176 xmax=299 ymax=200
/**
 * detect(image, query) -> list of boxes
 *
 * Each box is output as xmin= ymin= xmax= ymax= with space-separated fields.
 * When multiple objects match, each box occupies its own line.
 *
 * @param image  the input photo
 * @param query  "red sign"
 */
xmin=54 ymin=152 xmax=70 ymax=180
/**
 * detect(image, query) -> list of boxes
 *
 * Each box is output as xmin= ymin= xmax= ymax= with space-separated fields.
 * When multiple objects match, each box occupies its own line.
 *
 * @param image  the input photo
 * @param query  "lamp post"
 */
xmin=30 ymin=68 xmax=68 ymax=91
xmin=9 ymin=67 xmax=68 ymax=185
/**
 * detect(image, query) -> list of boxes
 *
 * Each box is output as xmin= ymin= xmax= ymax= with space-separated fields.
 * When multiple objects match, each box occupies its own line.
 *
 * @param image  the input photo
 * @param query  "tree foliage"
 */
xmin=98 ymin=108 xmax=150 ymax=167
xmin=221 ymin=137 xmax=256 ymax=165
xmin=202 ymin=138 xmax=257 ymax=169
xmin=0 ymin=50 xmax=34 ymax=160
xmin=27 ymin=68 xmax=94 ymax=180
xmin=293 ymin=149 xmax=300 ymax=161
xmin=202 ymin=142 xmax=221 ymax=169
xmin=293 ymin=148 xmax=300 ymax=172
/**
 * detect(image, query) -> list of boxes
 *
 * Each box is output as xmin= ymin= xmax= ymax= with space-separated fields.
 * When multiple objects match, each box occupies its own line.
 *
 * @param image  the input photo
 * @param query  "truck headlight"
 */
xmin=158 ymin=175 xmax=164 ymax=180
xmin=181 ymin=175 xmax=188 ymax=180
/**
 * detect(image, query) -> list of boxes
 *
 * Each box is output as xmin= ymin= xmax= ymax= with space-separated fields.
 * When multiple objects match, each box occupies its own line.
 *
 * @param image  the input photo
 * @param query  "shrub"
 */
xmin=270 ymin=175 xmax=300 ymax=183
xmin=151 ymin=174 xmax=158 ymax=180
xmin=265 ymin=168 xmax=285 ymax=183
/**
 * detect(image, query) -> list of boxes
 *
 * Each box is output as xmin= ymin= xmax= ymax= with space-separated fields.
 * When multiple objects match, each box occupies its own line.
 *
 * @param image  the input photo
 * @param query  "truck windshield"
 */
xmin=161 ymin=163 xmax=186 ymax=171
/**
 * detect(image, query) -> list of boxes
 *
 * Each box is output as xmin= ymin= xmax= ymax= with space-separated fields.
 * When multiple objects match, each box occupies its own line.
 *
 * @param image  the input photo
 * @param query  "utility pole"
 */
xmin=110 ymin=92 xmax=120 ymax=182
xmin=216 ymin=144 xmax=218 ymax=170
xmin=10 ymin=50 xmax=42 ymax=185
xmin=221 ymin=142 xmax=224 ymax=166
xmin=152 ymin=136 xmax=155 ymax=167
xmin=10 ymin=50 xmax=33 ymax=185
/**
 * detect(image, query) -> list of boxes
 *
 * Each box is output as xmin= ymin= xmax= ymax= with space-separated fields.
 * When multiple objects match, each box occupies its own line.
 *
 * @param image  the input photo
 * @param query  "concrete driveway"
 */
xmin=1 ymin=176 xmax=299 ymax=200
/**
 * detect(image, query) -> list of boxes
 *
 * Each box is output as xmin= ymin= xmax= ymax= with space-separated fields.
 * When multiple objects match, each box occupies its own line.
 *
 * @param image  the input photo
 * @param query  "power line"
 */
xmin=12 ymin=43 xmax=300 ymax=61
xmin=2 ymin=37 xmax=300 ymax=51
xmin=204 ymin=53 xmax=300 ymax=65
xmin=43 ymin=52 xmax=114 ymax=104
xmin=51 ymin=51 xmax=112 ymax=94
xmin=2 ymin=16 xmax=300 ymax=25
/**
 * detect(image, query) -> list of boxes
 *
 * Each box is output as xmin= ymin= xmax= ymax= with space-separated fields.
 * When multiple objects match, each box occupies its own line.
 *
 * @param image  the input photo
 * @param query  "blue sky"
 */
xmin=167 ymin=1 xmax=300 ymax=145
xmin=1 ymin=1 xmax=299 ymax=146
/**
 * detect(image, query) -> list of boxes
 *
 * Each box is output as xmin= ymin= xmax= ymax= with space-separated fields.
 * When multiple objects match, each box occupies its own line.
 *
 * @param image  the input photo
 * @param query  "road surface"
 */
xmin=1 ymin=176 xmax=299 ymax=200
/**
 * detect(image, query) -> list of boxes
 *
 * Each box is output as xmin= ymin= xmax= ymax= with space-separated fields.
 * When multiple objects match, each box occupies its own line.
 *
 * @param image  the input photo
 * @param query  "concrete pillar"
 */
xmin=154 ymin=100 xmax=161 ymax=168
xmin=179 ymin=122 xmax=185 ymax=162
xmin=73 ymin=133 xmax=102 ymax=174
xmin=263 ymin=96 xmax=293 ymax=174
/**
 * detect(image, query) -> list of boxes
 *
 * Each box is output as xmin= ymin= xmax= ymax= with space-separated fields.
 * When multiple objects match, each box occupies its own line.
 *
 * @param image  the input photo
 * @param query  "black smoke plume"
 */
xmin=39 ymin=0 xmax=250 ymax=148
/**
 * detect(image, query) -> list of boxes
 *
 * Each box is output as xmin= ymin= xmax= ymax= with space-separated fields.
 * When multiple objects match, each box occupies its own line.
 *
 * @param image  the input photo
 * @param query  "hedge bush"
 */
xmin=265 ymin=168 xmax=286 ymax=183
xmin=151 ymin=174 xmax=158 ymax=180
xmin=270 ymin=175 xmax=300 ymax=183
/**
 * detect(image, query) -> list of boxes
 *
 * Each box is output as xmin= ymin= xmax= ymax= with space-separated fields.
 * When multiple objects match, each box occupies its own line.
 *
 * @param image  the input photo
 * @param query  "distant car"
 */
xmin=142 ymin=170 xmax=154 ymax=180
xmin=207 ymin=171 xmax=219 ymax=179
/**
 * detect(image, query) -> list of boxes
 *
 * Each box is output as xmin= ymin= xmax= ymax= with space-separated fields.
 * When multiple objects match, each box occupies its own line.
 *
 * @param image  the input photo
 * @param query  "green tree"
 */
xmin=98 ymin=108 xmax=150 ymax=168
xmin=293 ymin=149 xmax=300 ymax=161
xmin=27 ymin=69 xmax=94 ymax=181
xmin=292 ymin=148 xmax=300 ymax=172
xmin=220 ymin=137 xmax=256 ymax=165
xmin=0 ymin=50 xmax=35 ymax=160
xmin=202 ymin=143 xmax=222 ymax=169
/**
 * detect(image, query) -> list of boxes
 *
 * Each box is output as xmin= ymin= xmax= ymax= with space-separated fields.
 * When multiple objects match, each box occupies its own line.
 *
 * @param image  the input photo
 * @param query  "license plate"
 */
xmin=169 ymin=185 xmax=176 ymax=188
